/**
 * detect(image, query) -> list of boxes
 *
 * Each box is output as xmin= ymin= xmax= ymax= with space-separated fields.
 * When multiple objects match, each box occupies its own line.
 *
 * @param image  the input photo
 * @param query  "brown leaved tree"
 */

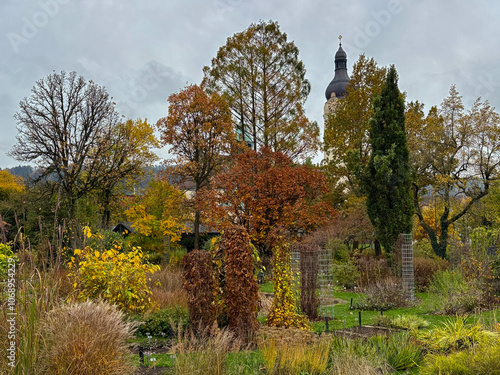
xmin=203 ymin=20 xmax=319 ymax=161
xmin=10 ymin=71 xmax=119 ymax=244
xmin=198 ymin=147 xmax=335 ymax=255
xmin=156 ymin=84 xmax=237 ymax=250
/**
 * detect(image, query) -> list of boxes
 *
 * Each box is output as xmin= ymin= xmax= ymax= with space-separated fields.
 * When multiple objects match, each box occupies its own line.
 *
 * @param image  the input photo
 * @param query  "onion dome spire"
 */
xmin=325 ymin=35 xmax=349 ymax=100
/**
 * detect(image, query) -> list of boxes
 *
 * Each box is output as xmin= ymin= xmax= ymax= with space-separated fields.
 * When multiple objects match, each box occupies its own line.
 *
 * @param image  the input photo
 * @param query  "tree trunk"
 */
xmin=194 ymin=210 xmax=201 ymax=251
xmin=374 ymin=239 xmax=381 ymax=257
xmin=101 ymin=189 xmax=112 ymax=229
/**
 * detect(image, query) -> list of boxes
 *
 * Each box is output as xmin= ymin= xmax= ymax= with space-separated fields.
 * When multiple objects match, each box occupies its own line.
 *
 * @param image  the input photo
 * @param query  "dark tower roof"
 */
xmin=325 ymin=40 xmax=349 ymax=100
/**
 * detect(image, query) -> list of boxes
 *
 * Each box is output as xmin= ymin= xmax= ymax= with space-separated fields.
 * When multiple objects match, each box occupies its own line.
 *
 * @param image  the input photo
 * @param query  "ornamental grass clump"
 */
xmin=260 ymin=338 xmax=329 ymax=375
xmin=172 ymin=322 xmax=241 ymax=375
xmin=40 ymin=300 xmax=136 ymax=375
xmin=415 ymin=317 xmax=499 ymax=353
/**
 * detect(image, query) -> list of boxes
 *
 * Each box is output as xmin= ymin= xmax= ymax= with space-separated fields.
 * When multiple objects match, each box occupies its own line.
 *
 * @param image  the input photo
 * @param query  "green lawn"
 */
xmin=258 ymin=282 xmax=500 ymax=333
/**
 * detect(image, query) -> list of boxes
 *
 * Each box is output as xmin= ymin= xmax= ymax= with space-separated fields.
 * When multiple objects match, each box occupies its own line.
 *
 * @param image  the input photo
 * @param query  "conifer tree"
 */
xmin=363 ymin=65 xmax=413 ymax=256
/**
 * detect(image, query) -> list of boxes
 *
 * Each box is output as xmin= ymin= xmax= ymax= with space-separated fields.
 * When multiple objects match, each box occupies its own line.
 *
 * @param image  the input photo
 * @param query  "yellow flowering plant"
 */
xmin=68 ymin=227 xmax=160 ymax=313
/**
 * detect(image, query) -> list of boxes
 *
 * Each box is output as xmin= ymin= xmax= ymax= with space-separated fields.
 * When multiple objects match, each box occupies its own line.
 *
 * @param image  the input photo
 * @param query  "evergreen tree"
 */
xmin=363 ymin=65 xmax=413 ymax=256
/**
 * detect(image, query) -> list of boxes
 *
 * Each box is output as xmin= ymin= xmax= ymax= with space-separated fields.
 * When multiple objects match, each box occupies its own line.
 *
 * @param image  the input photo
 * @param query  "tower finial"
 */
xmin=338 ymin=35 xmax=342 ymax=46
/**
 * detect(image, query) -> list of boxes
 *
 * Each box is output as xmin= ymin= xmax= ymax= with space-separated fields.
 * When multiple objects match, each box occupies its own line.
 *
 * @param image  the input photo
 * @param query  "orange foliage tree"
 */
xmin=156 ymin=84 xmax=237 ymax=250
xmin=198 ymin=148 xmax=335 ymax=255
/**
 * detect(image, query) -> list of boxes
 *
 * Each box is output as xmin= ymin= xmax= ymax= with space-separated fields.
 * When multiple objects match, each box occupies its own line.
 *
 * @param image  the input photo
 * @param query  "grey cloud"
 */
xmin=1 ymin=0 xmax=500 ymax=167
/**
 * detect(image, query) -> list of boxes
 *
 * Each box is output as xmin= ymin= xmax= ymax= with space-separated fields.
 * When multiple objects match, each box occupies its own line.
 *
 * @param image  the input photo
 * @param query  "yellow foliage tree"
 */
xmin=407 ymin=86 xmax=500 ymax=258
xmin=125 ymin=179 xmax=189 ymax=253
xmin=0 ymin=170 xmax=24 ymax=200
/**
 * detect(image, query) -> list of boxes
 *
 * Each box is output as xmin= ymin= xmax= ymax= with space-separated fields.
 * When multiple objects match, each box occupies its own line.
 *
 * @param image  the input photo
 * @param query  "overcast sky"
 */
xmin=1 ymin=0 xmax=500 ymax=168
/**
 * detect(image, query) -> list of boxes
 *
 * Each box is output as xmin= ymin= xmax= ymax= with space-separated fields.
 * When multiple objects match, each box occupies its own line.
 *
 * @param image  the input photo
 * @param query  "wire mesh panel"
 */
xmin=401 ymin=233 xmax=415 ymax=301
xmin=318 ymin=248 xmax=335 ymax=317
xmin=292 ymin=246 xmax=336 ymax=318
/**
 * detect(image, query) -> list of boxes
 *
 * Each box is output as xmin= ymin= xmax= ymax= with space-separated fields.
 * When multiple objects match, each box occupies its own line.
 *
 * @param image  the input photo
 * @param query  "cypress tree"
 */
xmin=363 ymin=65 xmax=413 ymax=257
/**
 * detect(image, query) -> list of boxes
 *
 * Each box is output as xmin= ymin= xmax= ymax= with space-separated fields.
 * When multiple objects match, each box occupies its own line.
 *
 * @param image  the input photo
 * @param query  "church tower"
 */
xmin=324 ymin=36 xmax=349 ymax=117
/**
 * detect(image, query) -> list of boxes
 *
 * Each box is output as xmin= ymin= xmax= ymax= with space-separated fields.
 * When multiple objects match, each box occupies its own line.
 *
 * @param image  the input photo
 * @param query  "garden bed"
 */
xmin=332 ymin=325 xmax=397 ymax=340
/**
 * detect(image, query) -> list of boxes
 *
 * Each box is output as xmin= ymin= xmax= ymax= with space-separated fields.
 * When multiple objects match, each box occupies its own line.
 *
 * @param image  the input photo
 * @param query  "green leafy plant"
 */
xmin=0 ymin=243 xmax=17 ymax=281
xmin=332 ymin=259 xmax=360 ymax=289
xmin=429 ymin=269 xmax=490 ymax=314
xmin=392 ymin=314 xmax=430 ymax=330
xmin=136 ymin=306 xmax=188 ymax=337
xmin=370 ymin=332 xmax=422 ymax=371
xmin=413 ymin=256 xmax=449 ymax=291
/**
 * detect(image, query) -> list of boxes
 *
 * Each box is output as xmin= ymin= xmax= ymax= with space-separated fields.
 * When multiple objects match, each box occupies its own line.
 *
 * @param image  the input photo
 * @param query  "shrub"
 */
xmin=40 ymin=300 xmax=135 ymax=375
xmin=332 ymin=259 xmax=360 ymax=289
xmin=352 ymin=278 xmax=410 ymax=311
xmin=372 ymin=315 xmax=396 ymax=328
xmin=224 ymin=226 xmax=259 ymax=342
xmin=68 ymin=228 xmax=159 ymax=313
xmin=357 ymin=255 xmax=392 ymax=286
xmin=326 ymin=238 xmax=350 ymax=263
xmin=428 ymin=269 xmax=491 ymax=314
xmin=183 ymin=250 xmax=217 ymax=330
xmin=136 ymin=306 xmax=189 ymax=337
xmin=413 ymin=256 xmax=449 ymax=291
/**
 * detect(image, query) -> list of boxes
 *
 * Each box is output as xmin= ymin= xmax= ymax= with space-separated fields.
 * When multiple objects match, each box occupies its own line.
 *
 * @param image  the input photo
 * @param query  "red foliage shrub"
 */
xmin=414 ymin=256 xmax=449 ymax=291
xmin=183 ymin=250 xmax=217 ymax=330
xmin=224 ymin=226 xmax=259 ymax=342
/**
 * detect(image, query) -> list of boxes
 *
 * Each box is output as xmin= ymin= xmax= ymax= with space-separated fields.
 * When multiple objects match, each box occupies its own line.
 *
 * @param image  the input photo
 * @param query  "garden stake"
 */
xmin=325 ymin=316 xmax=329 ymax=332
xmin=359 ymin=311 xmax=362 ymax=328
xmin=139 ymin=346 xmax=144 ymax=365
